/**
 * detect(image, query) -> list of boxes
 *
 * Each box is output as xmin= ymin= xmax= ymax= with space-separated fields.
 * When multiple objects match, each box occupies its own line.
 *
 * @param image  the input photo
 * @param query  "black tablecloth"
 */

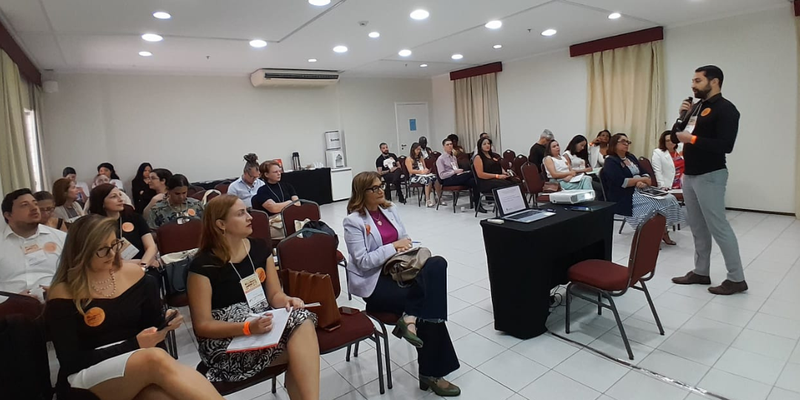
xmin=480 ymin=201 xmax=615 ymax=339
xmin=192 ymin=168 xmax=334 ymax=206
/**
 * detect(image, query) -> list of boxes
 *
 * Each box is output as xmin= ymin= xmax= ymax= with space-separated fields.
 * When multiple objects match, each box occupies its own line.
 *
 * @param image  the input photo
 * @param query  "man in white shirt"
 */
xmin=1 ymin=189 xmax=67 ymax=302
xmin=227 ymin=157 xmax=265 ymax=208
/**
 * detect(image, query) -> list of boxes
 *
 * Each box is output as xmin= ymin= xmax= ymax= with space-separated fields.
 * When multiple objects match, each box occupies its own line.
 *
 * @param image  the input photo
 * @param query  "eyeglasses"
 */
xmin=365 ymin=183 xmax=386 ymax=193
xmin=39 ymin=207 xmax=55 ymax=213
xmin=96 ymin=239 xmax=123 ymax=258
xmin=619 ymin=140 xmax=632 ymax=145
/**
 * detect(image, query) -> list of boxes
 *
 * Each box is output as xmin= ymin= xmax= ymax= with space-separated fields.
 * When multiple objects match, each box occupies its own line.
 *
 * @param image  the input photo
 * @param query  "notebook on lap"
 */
xmin=492 ymin=185 xmax=555 ymax=223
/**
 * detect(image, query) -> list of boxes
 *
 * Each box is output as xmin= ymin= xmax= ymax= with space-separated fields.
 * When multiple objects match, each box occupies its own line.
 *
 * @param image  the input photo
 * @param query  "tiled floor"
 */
xmin=51 ymin=199 xmax=800 ymax=400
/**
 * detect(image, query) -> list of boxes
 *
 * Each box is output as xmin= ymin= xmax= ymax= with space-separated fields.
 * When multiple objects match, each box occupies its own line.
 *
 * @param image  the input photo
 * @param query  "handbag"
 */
xmin=543 ymin=181 xmax=560 ymax=193
xmin=159 ymin=248 xmax=198 ymax=296
xmin=278 ymin=269 xmax=341 ymax=331
xmin=382 ymin=247 xmax=432 ymax=285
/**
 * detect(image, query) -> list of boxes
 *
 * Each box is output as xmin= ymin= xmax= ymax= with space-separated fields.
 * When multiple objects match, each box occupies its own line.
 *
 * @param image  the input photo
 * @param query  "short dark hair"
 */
xmin=2 ymin=188 xmax=33 ymax=222
xmin=379 ymin=142 xmax=387 ymax=148
xmin=447 ymin=134 xmax=459 ymax=143
xmin=566 ymin=135 xmax=589 ymax=166
xmin=151 ymin=168 xmax=172 ymax=184
xmin=657 ymin=130 xmax=675 ymax=151
xmin=97 ymin=162 xmax=120 ymax=180
xmin=88 ymin=183 xmax=118 ymax=216
xmin=442 ymin=138 xmax=452 ymax=145
xmin=62 ymin=167 xmax=76 ymax=177
xmin=33 ymin=191 xmax=54 ymax=202
xmin=166 ymin=174 xmax=190 ymax=190
xmin=696 ymin=65 xmax=724 ymax=88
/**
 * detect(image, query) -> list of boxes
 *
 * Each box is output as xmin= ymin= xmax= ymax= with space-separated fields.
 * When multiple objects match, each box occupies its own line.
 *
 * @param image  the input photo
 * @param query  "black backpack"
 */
xmin=0 ymin=315 xmax=53 ymax=400
xmin=300 ymin=220 xmax=339 ymax=247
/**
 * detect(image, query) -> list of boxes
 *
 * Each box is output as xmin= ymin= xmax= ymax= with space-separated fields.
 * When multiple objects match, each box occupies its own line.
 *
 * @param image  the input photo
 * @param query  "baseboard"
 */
xmin=726 ymin=207 xmax=796 ymax=218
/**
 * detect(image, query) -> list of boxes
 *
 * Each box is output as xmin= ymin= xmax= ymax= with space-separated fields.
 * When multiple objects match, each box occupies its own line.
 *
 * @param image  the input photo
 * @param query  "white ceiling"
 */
xmin=0 ymin=0 xmax=787 ymax=78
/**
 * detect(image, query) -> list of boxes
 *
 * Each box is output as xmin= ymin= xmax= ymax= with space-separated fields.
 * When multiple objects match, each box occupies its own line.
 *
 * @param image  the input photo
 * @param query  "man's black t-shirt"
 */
xmin=376 ymin=153 xmax=399 ymax=171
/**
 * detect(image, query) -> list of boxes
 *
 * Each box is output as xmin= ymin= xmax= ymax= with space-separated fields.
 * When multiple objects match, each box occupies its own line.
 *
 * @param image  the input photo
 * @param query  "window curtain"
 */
xmin=0 ymin=49 xmax=32 ymax=195
xmin=454 ymin=72 xmax=501 ymax=152
xmin=585 ymin=41 xmax=666 ymax=159
xmin=32 ymin=84 xmax=49 ymax=191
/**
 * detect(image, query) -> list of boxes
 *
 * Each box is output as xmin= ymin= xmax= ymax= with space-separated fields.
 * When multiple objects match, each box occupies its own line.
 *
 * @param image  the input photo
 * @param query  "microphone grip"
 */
xmin=670 ymin=97 xmax=694 ymax=143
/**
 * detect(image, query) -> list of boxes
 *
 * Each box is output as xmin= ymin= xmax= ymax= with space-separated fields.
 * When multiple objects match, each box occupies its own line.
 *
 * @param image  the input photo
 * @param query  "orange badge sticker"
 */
xmin=256 ymin=267 xmax=266 ymax=282
xmin=121 ymin=222 xmax=135 ymax=233
xmin=187 ymin=209 xmax=196 ymax=217
xmin=43 ymin=242 xmax=58 ymax=253
xmin=365 ymin=224 xmax=371 ymax=235
xmin=701 ymin=108 xmax=711 ymax=117
xmin=84 ymin=307 xmax=106 ymax=327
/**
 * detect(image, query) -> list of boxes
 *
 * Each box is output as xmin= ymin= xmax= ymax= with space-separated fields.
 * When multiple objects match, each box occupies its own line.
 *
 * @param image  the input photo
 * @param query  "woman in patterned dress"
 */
xmin=187 ymin=195 xmax=319 ymax=399
xmin=405 ymin=142 xmax=439 ymax=207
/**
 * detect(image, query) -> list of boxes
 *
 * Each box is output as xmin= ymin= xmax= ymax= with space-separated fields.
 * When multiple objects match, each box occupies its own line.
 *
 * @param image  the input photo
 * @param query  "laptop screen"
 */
xmin=494 ymin=185 xmax=527 ymax=216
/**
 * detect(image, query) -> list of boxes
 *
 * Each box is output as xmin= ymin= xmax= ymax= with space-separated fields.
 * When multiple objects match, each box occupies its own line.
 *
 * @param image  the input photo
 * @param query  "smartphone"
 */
xmin=565 ymin=206 xmax=592 ymax=212
xmin=158 ymin=310 xmax=178 ymax=331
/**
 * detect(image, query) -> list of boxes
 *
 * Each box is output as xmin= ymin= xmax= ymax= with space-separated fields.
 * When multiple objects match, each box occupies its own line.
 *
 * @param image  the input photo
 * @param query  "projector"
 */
xmin=549 ymin=189 xmax=595 ymax=204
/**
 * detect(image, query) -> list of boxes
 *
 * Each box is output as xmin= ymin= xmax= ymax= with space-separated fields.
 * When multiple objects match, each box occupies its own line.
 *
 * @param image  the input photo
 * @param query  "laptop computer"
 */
xmin=492 ymin=185 xmax=555 ymax=223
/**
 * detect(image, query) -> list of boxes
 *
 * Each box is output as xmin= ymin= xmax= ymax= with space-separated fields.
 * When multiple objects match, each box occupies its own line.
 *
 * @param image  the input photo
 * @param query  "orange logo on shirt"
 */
xmin=256 ymin=267 xmax=266 ymax=283
xmin=365 ymin=224 xmax=371 ymax=235
xmin=701 ymin=108 xmax=711 ymax=117
xmin=43 ymin=242 xmax=58 ymax=253
xmin=187 ymin=209 xmax=196 ymax=217
xmin=121 ymin=222 xmax=135 ymax=233
xmin=84 ymin=307 xmax=106 ymax=327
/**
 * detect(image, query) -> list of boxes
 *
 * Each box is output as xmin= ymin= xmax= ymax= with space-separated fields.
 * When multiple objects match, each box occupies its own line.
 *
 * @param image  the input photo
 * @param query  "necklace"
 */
xmin=266 ymin=183 xmax=285 ymax=202
xmin=91 ymin=270 xmax=117 ymax=298
xmin=369 ymin=209 xmax=384 ymax=226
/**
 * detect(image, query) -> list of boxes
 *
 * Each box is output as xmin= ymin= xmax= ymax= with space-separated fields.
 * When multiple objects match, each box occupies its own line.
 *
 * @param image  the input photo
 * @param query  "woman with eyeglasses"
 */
xmin=45 ymin=215 xmax=224 ymax=400
xmin=343 ymin=172 xmax=461 ymax=397
xmin=33 ymin=191 xmax=68 ymax=232
xmin=226 ymin=153 xmax=265 ymax=208
xmin=147 ymin=174 xmax=204 ymax=230
xmin=603 ymin=133 xmax=684 ymax=244
xmin=89 ymin=184 xmax=158 ymax=267
xmin=143 ymin=168 xmax=172 ymax=219
xmin=251 ymin=161 xmax=300 ymax=239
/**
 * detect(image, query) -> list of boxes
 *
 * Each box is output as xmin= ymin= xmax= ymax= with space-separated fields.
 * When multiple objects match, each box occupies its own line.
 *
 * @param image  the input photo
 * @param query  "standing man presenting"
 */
xmin=671 ymin=65 xmax=747 ymax=295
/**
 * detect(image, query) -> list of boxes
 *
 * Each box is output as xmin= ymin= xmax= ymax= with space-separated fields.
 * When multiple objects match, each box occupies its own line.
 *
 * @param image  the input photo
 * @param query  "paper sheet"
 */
xmin=569 ymin=174 xmax=585 ymax=183
xmin=227 ymin=309 xmax=290 ymax=353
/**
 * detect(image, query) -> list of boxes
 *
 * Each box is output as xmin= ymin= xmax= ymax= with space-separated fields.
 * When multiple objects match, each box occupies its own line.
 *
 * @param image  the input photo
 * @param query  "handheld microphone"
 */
xmin=671 ymin=96 xmax=694 ymax=143
xmin=676 ymin=97 xmax=694 ymax=124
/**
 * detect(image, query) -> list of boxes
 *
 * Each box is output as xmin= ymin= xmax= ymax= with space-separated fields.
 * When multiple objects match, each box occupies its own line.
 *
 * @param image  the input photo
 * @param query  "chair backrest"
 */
xmin=637 ymin=157 xmax=657 ymax=187
xmin=156 ymin=219 xmax=202 ymax=254
xmin=502 ymin=149 xmax=516 ymax=164
xmin=423 ymin=157 xmax=436 ymax=170
xmin=204 ymin=190 xmax=221 ymax=203
xmin=512 ymin=155 xmax=528 ymax=178
xmin=430 ymin=151 xmax=441 ymax=160
xmin=281 ymin=200 xmax=321 ymax=237
xmin=249 ymin=209 xmax=272 ymax=242
xmin=521 ymin=162 xmax=544 ymax=194
xmin=397 ymin=156 xmax=409 ymax=181
xmin=214 ymin=182 xmax=231 ymax=194
xmin=0 ymin=291 xmax=43 ymax=320
xmin=626 ymin=212 xmax=667 ymax=286
xmin=277 ymin=230 xmax=340 ymax=298
xmin=187 ymin=186 xmax=204 ymax=196
xmin=597 ymin=167 xmax=610 ymax=201
xmin=190 ymin=190 xmax=206 ymax=201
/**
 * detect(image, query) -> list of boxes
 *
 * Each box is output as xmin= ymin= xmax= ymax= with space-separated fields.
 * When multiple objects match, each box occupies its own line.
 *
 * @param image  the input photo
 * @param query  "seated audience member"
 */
xmin=447 ymin=134 xmax=471 ymax=171
xmin=143 ymin=168 xmax=172 ymax=219
xmin=472 ymin=132 xmax=490 ymax=156
xmin=33 ymin=191 xmax=68 ymax=232
xmin=45 ymin=215 xmax=223 ymax=400
xmin=603 ymin=133 xmax=684 ymax=245
xmin=252 ymin=161 xmax=300 ymax=239
xmin=436 ymin=138 xmax=478 ymax=207
xmin=97 ymin=162 xmax=125 ymax=191
xmin=53 ymin=178 xmax=86 ymax=224
xmin=86 ymin=174 xmax=133 ymax=210
xmin=89 ymin=184 xmax=158 ymax=267
xmin=62 ymin=167 xmax=90 ymax=205
xmin=564 ymin=134 xmax=604 ymax=197
xmin=588 ymin=129 xmax=611 ymax=168
xmin=187 ymin=195 xmax=319 ymax=397
xmin=528 ymin=129 xmax=554 ymax=170
xmin=473 ymin=137 xmax=514 ymax=211
xmin=375 ymin=143 xmax=406 ymax=203
xmin=406 ymin=142 xmax=439 ymax=207
xmin=1 ymin=189 xmax=67 ymax=301
xmin=227 ymin=153 xmax=265 ymax=208
xmin=343 ymin=172 xmax=461 ymax=397
xmin=652 ymin=130 xmax=685 ymax=190
xmin=147 ymin=174 xmax=204 ymax=229
xmin=543 ymin=140 xmax=593 ymax=191
xmin=418 ymin=136 xmax=433 ymax=159
xmin=131 ymin=162 xmax=155 ymax=214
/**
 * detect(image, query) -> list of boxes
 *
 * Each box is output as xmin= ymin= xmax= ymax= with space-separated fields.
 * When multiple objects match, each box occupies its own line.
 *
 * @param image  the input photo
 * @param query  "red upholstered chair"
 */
xmin=502 ymin=149 xmax=516 ymax=168
xmin=277 ymin=231 xmax=386 ymax=394
xmin=156 ymin=219 xmax=202 ymax=308
xmin=0 ymin=291 xmax=43 ymax=320
xmin=637 ymin=156 xmax=657 ymax=187
xmin=187 ymin=185 xmax=204 ymax=197
xmin=190 ymin=190 xmax=206 ymax=201
xmin=248 ymin=209 xmax=279 ymax=250
xmin=281 ymin=200 xmax=322 ymax=238
xmin=432 ymin=161 xmax=470 ymax=213
xmin=511 ymin=154 xmax=528 ymax=180
xmin=393 ymin=156 xmax=409 ymax=199
xmin=196 ymin=362 xmax=285 ymax=396
xmin=214 ymin=182 xmax=231 ymax=194
xmin=521 ymin=162 xmax=548 ymax=208
xmin=565 ymin=212 xmax=667 ymax=360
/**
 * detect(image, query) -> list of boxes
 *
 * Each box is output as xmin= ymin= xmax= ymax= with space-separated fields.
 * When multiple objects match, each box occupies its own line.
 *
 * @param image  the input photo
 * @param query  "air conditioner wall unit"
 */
xmin=250 ymin=68 xmax=340 ymax=87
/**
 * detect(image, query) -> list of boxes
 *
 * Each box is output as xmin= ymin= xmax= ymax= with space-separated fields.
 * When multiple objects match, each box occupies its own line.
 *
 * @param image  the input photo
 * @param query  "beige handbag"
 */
xmin=382 ymin=247 xmax=432 ymax=285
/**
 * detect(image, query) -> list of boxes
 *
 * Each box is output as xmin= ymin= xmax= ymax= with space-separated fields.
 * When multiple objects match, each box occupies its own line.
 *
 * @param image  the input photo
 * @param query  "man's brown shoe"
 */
xmin=708 ymin=280 xmax=748 ymax=295
xmin=672 ymin=271 xmax=711 ymax=285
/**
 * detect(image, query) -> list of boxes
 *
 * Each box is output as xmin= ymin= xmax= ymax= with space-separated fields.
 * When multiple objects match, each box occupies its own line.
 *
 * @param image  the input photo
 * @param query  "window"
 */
xmin=24 ymin=109 xmax=43 ymax=191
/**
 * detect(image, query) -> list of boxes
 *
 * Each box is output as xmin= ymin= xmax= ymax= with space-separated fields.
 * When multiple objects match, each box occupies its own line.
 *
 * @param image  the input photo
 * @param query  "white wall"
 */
xmin=42 ymin=74 xmax=432 ymax=188
xmin=431 ymin=73 xmax=455 ymax=147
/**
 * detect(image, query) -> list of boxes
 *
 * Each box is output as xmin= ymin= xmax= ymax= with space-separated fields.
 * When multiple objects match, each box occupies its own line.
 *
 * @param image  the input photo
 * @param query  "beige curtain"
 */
xmin=32 ymin=85 xmax=49 ymax=191
xmin=0 ymin=49 xmax=32 ymax=195
xmin=586 ymin=41 xmax=666 ymax=158
xmin=454 ymin=73 xmax=501 ymax=151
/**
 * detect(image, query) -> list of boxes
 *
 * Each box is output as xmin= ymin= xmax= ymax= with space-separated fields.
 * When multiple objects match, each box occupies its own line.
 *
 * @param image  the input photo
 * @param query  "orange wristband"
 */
xmin=690 ymin=135 xmax=697 ymax=144
xmin=243 ymin=320 xmax=251 ymax=336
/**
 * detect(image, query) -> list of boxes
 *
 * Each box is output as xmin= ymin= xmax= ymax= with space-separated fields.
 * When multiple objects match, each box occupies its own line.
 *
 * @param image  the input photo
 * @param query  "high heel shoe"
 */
xmin=662 ymin=235 xmax=676 ymax=245
xmin=419 ymin=375 xmax=461 ymax=396
xmin=392 ymin=318 xmax=423 ymax=348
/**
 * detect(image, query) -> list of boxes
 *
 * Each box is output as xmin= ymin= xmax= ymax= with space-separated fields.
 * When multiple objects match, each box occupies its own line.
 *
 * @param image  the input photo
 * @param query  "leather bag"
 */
xmin=382 ymin=247 xmax=432 ymax=285
xmin=278 ymin=269 xmax=341 ymax=331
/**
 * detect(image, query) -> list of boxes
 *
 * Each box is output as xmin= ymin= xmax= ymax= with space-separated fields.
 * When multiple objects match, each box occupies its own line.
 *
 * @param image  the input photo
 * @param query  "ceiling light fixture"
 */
xmin=309 ymin=0 xmax=331 ymax=6
xmin=541 ymin=29 xmax=557 ymax=37
xmin=420 ymin=64 xmax=428 ymax=68
xmin=493 ymin=44 xmax=502 ymax=49
xmin=333 ymin=45 xmax=348 ymax=53
xmin=249 ymin=39 xmax=267 ymax=48
xmin=141 ymin=33 xmax=163 ymax=42
xmin=451 ymin=54 xmax=463 ymax=60
xmin=368 ymin=31 xmax=380 ymax=38
xmin=608 ymin=12 xmax=622 ymax=20
xmin=308 ymin=58 xmax=318 ymax=62
xmin=485 ymin=20 xmax=502 ymax=29
xmin=410 ymin=9 xmax=430 ymax=20
xmin=152 ymin=11 xmax=171 ymax=20
xmin=139 ymin=51 xmax=152 ymax=57
xmin=398 ymin=49 xmax=412 ymax=57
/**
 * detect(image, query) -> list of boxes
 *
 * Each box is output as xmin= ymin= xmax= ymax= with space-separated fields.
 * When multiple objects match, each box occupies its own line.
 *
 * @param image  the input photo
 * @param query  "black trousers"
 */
xmin=441 ymin=172 xmax=478 ymax=207
xmin=364 ymin=257 xmax=460 ymax=378
xmin=382 ymin=170 xmax=405 ymax=201
xmin=478 ymin=178 xmax=515 ymax=194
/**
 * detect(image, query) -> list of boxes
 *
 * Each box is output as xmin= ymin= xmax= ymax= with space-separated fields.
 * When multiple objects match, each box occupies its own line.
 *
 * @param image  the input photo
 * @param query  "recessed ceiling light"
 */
xmin=308 ymin=58 xmax=318 ymax=63
xmin=139 ymin=51 xmax=152 ymax=57
xmin=249 ymin=39 xmax=267 ymax=48
xmin=608 ymin=12 xmax=622 ymax=20
xmin=141 ymin=33 xmax=163 ymax=42
xmin=541 ymin=29 xmax=557 ymax=37
xmin=410 ymin=9 xmax=430 ymax=20
xmin=309 ymin=0 xmax=331 ymax=6
xmin=152 ymin=11 xmax=171 ymax=20
xmin=333 ymin=45 xmax=348 ymax=53
xmin=398 ymin=49 xmax=412 ymax=57
xmin=368 ymin=31 xmax=380 ymax=38
xmin=420 ymin=64 xmax=428 ymax=68
xmin=485 ymin=20 xmax=502 ymax=29
xmin=493 ymin=44 xmax=502 ymax=49
xmin=451 ymin=54 xmax=463 ymax=60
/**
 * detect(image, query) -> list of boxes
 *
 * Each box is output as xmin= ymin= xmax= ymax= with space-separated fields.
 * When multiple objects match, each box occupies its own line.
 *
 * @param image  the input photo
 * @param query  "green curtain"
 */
xmin=0 ymin=49 xmax=32 ymax=195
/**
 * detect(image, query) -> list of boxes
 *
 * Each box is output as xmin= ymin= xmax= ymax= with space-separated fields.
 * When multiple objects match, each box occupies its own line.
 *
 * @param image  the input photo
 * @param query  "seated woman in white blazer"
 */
xmin=343 ymin=171 xmax=461 ymax=397
xmin=651 ymin=130 xmax=685 ymax=190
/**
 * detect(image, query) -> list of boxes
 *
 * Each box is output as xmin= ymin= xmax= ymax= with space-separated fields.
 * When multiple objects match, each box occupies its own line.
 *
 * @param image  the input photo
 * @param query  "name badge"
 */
xmin=22 ymin=243 xmax=47 ymax=265
xmin=119 ymin=237 xmax=139 ymax=260
xmin=686 ymin=116 xmax=698 ymax=134
xmin=240 ymin=274 xmax=268 ymax=310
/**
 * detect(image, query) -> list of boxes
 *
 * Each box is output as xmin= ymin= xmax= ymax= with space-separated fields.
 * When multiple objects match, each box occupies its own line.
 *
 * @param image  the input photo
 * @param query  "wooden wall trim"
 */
xmin=450 ymin=62 xmax=503 ymax=81
xmin=0 ymin=20 xmax=41 ymax=86
xmin=569 ymin=27 xmax=664 ymax=58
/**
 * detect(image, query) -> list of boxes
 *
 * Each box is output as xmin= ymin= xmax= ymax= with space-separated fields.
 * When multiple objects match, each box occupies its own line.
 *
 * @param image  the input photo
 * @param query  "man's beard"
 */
xmin=382 ymin=150 xmax=389 ymax=155
xmin=693 ymin=85 xmax=711 ymax=100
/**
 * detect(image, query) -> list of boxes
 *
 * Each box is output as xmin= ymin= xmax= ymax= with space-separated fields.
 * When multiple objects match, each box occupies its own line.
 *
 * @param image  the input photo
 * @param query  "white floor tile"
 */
xmin=447 ymin=294 xmax=472 ymax=315
xmin=452 ymin=332 xmax=507 ymax=368
xmin=448 ymin=305 xmax=494 ymax=331
xmin=476 ymin=350 xmax=549 ymax=392
xmin=731 ymin=329 xmax=797 ymax=361
xmin=442 ymin=369 xmax=515 ymax=400
xmin=475 ymin=323 xmax=524 ymax=349
xmin=714 ymin=347 xmax=786 ymax=385
xmin=605 ymin=371 xmax=690 ymax=400
xmin=449 ymin=284 xmax=491 ymax=305
xmin=657 ymin=331 xmax=729 ymax=366
xmin=331 ymin=349 xmax=386 ymax=389
xmin=357 ymin=369 xmax=427 ymax=400
xmin=638 ymin=350 xmax=710 ymax=386
xmin=679 ymin=316 xmax=743 ymax=346
xmin=590 ymin=330 xmax=656 ymax=363
xmin=510 ymin=334 xmax=580 ymax=369
xmin=518 ymin=370 xmax=600 ymax=400
xmin=776 ymin=363 xmax=800 ymax=393
xmin=695 ymin=300 xmax=756 ymax=328
xmin=768 ymin=387 xmax=800 ymax=400
xmin=332 ymin=390 xmax=367 ymax=400
xmin=554 ymin=349 xmax=629 ymax=392
xmin=699 ymin=368 xmax=773 ymax=400
xmin=444 ymin=320 xmax=472 ymax=342
xmin=747 ymin=313 xmax=800 ymax=340
xmin=709 ymin=292 xmax=768 ymax=312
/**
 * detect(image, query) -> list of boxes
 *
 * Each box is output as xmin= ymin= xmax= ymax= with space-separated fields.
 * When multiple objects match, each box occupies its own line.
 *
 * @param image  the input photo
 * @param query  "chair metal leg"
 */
xmin=373 ymin=335 xmax=386 ymax=394
xmin=605 ymin=293 xmax=634 ymax=360
xmin=354 ymin=341 xmax=360 ymax=357
xmin=271 ymin=377 xmax=277 ymax=393
xmin=346 ymin=344 xmax=352 ymax=362
xmin=640 ymin=281 xmax=665 ymax=335
xmin=380 ymin=323 xmax=393 ymax=389
xmin=618 ymin=218 xmax=626 ymax=234
xmin=565 ymin=283 xmax=572 ymax=334
xmin=597 ymin=293 xmax=602 ymax=315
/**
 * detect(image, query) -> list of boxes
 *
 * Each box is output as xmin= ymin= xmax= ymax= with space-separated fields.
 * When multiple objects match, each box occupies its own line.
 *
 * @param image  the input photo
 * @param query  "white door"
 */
xmin=395 ymin=102 xmax=430 ymax=156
